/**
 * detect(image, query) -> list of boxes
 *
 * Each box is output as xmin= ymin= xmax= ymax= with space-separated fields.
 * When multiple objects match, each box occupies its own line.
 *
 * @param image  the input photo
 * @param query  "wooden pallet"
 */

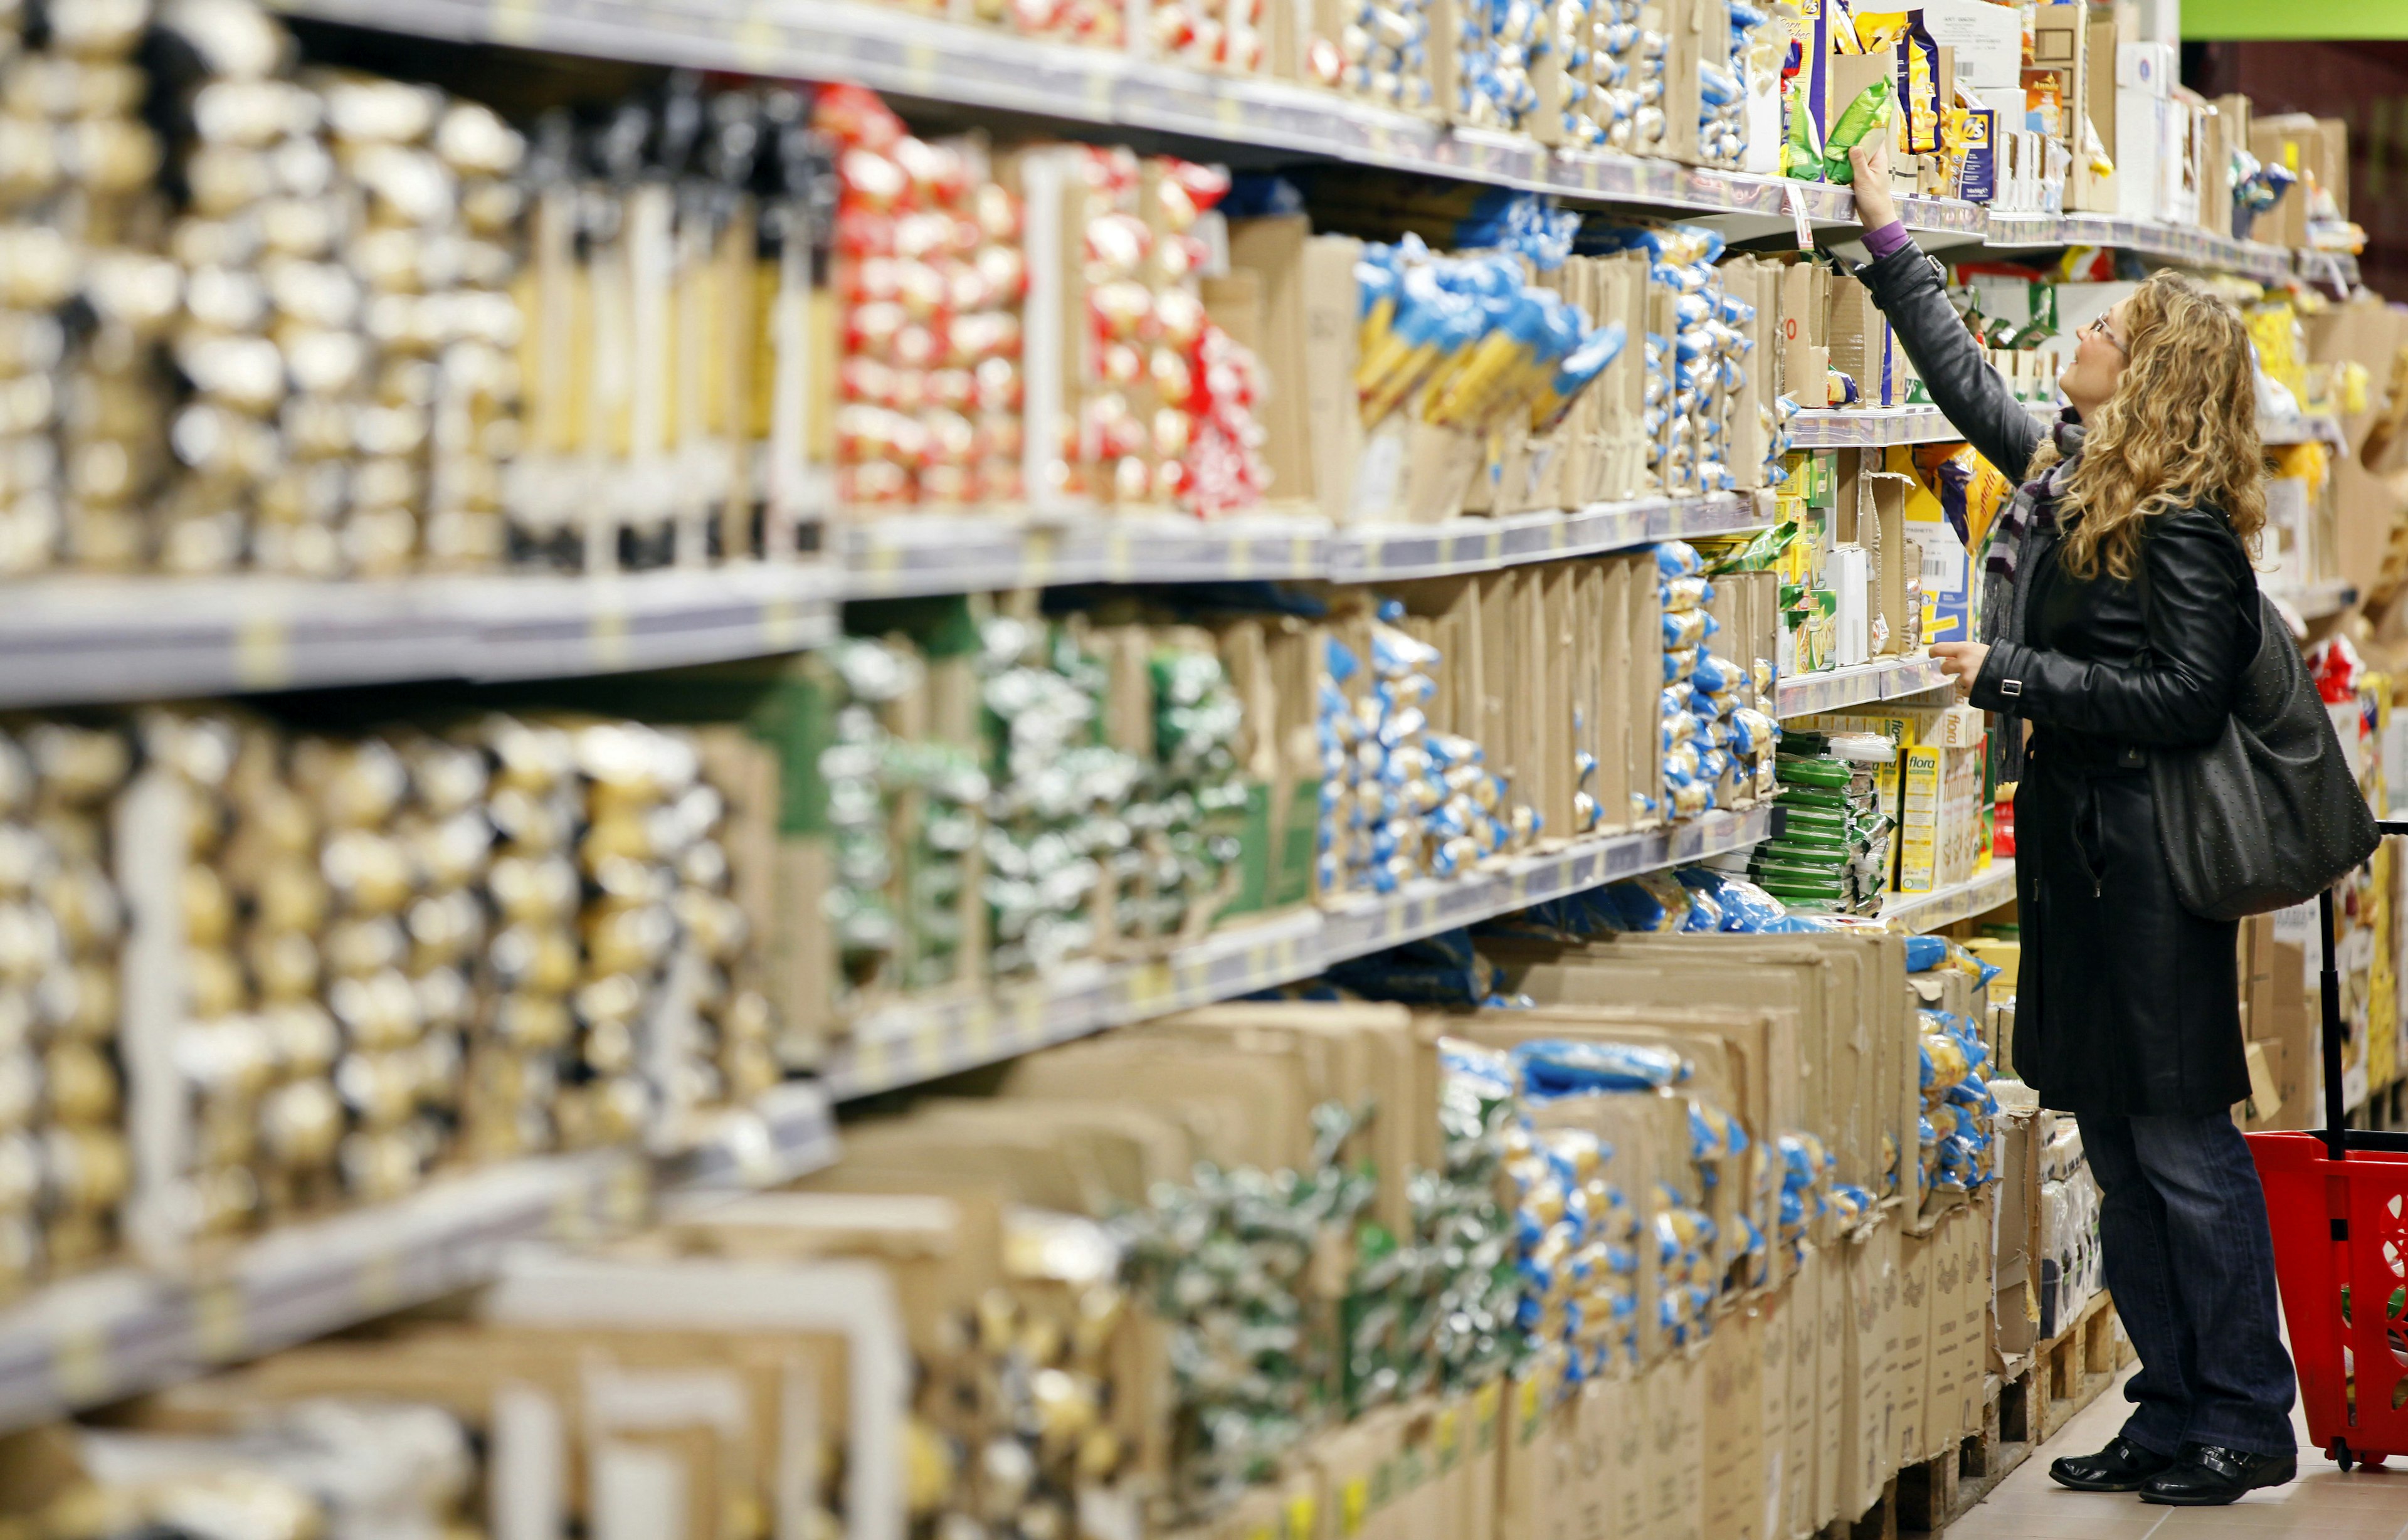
xmin=1827 ymin=1300 xmax=2131 ymax=1540
xmin=2036 ymin=1290 xmax=2123 ymax=1441
xmin=1895 ymin=1366 xmax=2039 ymax=1533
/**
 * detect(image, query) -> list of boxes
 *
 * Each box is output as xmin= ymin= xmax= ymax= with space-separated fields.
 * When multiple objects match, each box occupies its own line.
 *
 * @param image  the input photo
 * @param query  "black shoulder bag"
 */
xmin=2134 ymin=527 xmax=2379 ymax=921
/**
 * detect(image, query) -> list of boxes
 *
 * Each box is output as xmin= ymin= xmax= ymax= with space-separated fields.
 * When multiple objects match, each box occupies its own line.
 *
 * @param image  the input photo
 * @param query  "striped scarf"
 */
xmin=1977 ymin=418 xmax=2086 ymax=785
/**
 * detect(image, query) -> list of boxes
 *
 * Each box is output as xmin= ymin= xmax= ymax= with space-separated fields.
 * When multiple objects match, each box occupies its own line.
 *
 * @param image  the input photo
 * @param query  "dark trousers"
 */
xmin=2078 ymin=1110 xmax=2298 ymax=1456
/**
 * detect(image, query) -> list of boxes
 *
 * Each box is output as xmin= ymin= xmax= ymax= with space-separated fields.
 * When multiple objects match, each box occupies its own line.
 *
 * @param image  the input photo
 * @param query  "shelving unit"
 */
xmin=1775 ymin=656 xmax=1953 ymax=717
xmin=260 ymin=0 xmax=2315 ymax=282
xmin=1881 ymin=862 xmax=2017 ymax=933
xmin=2259 ymin=414 xmax=2347 ymax=449
xmin=0 ymin=1148 xmax=642 ymax=1432
xmin=0 ymin=566 xmax=840 ymax=710
xmin=1985 ymin=211 xmax=2296 ymax=283
xmin=0 ymin=799 xmax=1778 ymax=1431
xmin=0 ymin=0 xmax=2348 ymax=1462
xmin=0 ymin=1077 xmax=842 ymax=1436
xmin=0 ymin=498 xmax=1778 ymax=707
xmin=826 ymin=804 xmax=1777 ymax=1099
xmin=1323 ymin=495 xmax=1766 ymax=582
xmin=1790 ymin=403 xmax=2054 ymax=449
xmin=2274 ymin=578 xmax=2360 ymax=622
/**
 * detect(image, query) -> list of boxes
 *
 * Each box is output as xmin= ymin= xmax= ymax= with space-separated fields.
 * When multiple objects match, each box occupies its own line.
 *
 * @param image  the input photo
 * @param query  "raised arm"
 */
xmin=1967 ymin=511 xmax=2258 ymax=747
xmin=1846 ymin=139 xmax=2048 ymax=481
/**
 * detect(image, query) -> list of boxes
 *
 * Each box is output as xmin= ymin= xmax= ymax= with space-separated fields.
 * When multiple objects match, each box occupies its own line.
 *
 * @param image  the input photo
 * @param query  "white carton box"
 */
xmin=2115 ymin=41 xmax=2175 ymax=96
xmin=2115 ymin=88 xmax=2167 ymax=219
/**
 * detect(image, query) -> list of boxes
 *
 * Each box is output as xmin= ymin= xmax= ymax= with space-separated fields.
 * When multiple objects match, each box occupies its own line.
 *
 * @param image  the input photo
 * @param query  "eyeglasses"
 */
xmin=2081 ymin=315 xmax=2128 ymax=356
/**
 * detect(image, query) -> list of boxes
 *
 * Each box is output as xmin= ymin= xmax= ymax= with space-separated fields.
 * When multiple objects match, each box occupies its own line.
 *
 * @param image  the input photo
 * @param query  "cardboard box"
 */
xmin=1600 ymin=1370 xmax=1650 ymax=1540
xmin=1812 ymin=1243 xmax=1849 ymax=1530
xmin=1784 ymin=1250 xmax=1827 ymax=1536
xmin=1894 ymin=1220 xmax=1936 ymax=1465
xmin=1757 ymin=1288 xmax=1797 ymax=1540
xmin=1839 ymin=1218 xmax=1903 ymax=1523
xmin=1992 ymin=1107 xmax=2041 ymax=1359
xmin=1497 ymin=1359 xmax=1571 ymax=1540
xmin=1645 ymin=1349 xmax=1707 ymax=1540
xmin=1701 ymin=1308 xmax=1768 ymax=1540
xmin=1570 ymin=1375 xmax=1633 ymax=1540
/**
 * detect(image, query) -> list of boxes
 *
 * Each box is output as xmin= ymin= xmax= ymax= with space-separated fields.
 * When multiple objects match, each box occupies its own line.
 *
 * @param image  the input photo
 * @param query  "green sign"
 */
xmin=2185 ymin=0 xmax=2408 ymax=40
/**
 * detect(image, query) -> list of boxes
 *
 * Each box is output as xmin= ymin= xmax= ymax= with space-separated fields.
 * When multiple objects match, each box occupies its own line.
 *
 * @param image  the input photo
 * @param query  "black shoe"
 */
xmin=2140 ymin=1444 xmax=2299 ymax=1506
xmin=2049 ymin=1436 xmax=2178 ymax=1492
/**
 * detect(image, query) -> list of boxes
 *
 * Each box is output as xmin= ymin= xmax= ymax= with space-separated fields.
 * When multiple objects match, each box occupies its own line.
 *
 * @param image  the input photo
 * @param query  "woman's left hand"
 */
xmin=1930 ymin=641 xmax=1990 ymax=700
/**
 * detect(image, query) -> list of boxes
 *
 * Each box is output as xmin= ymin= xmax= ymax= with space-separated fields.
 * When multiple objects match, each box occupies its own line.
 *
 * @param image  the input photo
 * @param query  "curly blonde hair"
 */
xmin=2030 ymin=270 xmax=2267 ymax=581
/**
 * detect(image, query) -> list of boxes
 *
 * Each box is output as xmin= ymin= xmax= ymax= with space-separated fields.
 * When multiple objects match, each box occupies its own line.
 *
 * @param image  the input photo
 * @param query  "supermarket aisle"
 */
xmin=1950 ymin=1365 xmax=2408 ymax=1539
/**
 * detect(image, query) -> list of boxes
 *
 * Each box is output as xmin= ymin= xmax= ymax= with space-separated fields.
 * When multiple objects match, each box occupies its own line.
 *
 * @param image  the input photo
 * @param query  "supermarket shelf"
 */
xmin=1323 ymin=493 xmax=1766 ymax=582
xmin=826 ymin=906 xmax=1326 ymax=1100
xmin=826 ymin=804 xmax=1775 ymax=1100
xmin=835 ymin=512 xmax=1330 ymax=598
xmin=662 ymin=1081 xmax=845 ymax=1190
xmin=1 ymin=500 xmax=1783 ymax=707
xmin=0 ymin=1150 xmax=640 ymax=1433
xmin=266 ymin=4 xmax=2317 ymax=285
xmin=0 ymin=1078 xmax=840 ymax=1435
xmin=1790 ymin=402 xmax=2058 ymax=449
xmin=835 ymin=497 xmax=1768 ymax=596
xmin=2270 ymin=578 xmax=2358 ymax=622
xmin=0 ymin=566 xmax=839 ymax=709
xmin=2259 ymin=414 xmax=2347 ymax=450
xmin=1881 ymin=862 xmax=2017 ymax=933
xmin=1796 ymin=403 xmax=2330 ymax=455
xmin=1790 ymin=406 xmax=1961 ymax=448
xmin=272 ymin=0 xmax=1985 ymax=235
xmin=1775 ymin=655 xmax=1951 ymax=717
xmin=2299 ymin=241 xmax=2360 ymax=295
xmin=1318 ymin=804 xmax=1775 ymax=956
xmin=1983 ymin=212 xmax=2297 ymax=283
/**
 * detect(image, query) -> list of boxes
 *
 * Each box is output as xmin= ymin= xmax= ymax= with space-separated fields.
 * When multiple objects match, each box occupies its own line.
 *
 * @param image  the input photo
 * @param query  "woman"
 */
xmin=1849 ymin=137 xmax=2298 ymax=1506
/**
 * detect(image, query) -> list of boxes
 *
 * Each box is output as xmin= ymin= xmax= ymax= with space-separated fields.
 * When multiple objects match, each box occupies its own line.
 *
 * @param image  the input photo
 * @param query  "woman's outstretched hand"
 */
xmin=1931 ymin=641 xmax=1990 ymax=700
xmin=1849 ymin=137 xmax=1898 ymax=232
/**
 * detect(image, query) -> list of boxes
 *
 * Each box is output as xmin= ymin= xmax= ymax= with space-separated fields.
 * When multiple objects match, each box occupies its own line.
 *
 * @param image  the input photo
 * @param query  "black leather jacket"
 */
xmin=1856 ymin=241 xmax=2260 ymax=1117
xmin=1854 ymin=244 xmax=2260 ymax=764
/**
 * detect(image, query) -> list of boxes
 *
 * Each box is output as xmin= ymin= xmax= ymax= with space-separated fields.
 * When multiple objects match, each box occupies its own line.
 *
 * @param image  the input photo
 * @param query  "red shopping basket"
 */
xmin=2247 ymin=825 xmax=2408 ymax=1472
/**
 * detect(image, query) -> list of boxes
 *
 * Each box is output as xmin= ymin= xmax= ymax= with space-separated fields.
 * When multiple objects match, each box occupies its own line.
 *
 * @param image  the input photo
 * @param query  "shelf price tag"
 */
xmin=52 ymin=1321 xmax=108 ymax=1405
xmin=1125 ymin=961 xmax=1175 ymax=1015
xmin=490 ymin=0 xmax=542 ymax=45
xmin=588 ymin=604 xmax=630 ymax=670
xmin=233 ymin=614 xmax=291 ymax=692
xmin=760 ymin=597 xmax=805 ymax=651
xmin=357 ymin=1250 xmax=404 ymax=1316
xmin=732 ymin=11 xmax=780 ymax=70
xmin=1783 ymin=184 xmax=1815 ymax=253
xmin=961 ymin=997 xmax=996 ymax=1061
xmin=194 ymin=1279 xmax=244 ymax=1361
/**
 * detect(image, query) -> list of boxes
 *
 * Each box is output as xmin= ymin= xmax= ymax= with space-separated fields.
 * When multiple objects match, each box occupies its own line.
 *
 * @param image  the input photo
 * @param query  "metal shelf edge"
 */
xmin=0 ymin=1090 xmax=842 ymax=1434
xmin=826 ymin=804 xmax=1775 ymax=1102
xmin=1879 ymin=862 xmax=2017 ymax=933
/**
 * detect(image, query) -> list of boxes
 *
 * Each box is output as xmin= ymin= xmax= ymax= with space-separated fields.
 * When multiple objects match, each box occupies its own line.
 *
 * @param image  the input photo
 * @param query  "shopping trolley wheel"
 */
xmin=2333 ymin=1439 xmax=2357 ymax=1472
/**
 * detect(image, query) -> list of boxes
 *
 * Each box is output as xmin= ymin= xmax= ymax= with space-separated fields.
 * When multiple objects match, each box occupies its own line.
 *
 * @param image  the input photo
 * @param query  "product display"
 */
xmin=14 ymin=1 xmax=2407 ymax=1536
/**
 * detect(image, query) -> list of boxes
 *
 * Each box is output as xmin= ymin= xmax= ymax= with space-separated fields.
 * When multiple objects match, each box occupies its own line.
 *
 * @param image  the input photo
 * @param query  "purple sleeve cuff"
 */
xmin=1862 ymin=220 xmax=1913 ymax=260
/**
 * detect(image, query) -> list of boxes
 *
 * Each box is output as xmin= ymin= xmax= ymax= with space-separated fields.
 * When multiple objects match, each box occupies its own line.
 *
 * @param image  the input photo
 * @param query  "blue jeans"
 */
xmin=2078 ymin=1110 xmax=2298 ymax=1457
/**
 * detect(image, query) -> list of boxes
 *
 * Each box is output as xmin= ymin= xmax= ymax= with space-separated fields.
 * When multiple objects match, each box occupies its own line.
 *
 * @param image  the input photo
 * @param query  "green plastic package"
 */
xmin=1822 ymin=76 xmax=1895 ymax=185
xmin=1783 ymin=75 xmax=1826 ymax=181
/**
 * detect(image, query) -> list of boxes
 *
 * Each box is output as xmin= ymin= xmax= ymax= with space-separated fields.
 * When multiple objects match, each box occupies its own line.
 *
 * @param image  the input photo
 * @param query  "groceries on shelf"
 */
xmin=13 ymin=3 xmax=2408 ymax=1536
xmin=0 ymin=0 xmax=2370 ymax=594
xmin=20 ymin=908 xmax=2037 ymax=1540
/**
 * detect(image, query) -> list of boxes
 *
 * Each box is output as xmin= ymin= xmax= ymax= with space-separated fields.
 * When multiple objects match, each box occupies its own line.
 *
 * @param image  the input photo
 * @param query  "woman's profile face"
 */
xmin=2059 ymin=296 xmax=2132 ymax=414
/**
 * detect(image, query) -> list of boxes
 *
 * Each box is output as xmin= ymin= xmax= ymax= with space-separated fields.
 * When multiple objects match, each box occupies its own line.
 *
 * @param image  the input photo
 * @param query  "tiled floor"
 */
xmin=1947 ymin=1366 xmax=2408 ymax=1539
